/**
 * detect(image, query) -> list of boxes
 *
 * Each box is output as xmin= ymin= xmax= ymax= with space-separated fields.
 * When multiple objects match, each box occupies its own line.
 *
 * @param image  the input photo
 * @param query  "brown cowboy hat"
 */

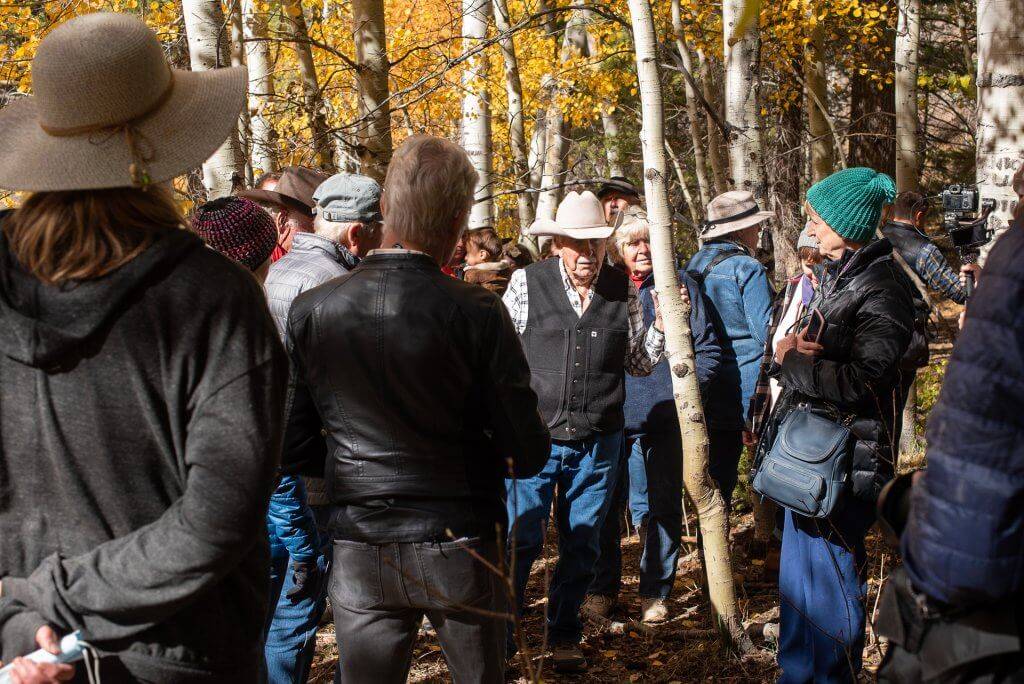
xmin=0 ymin=12 xmax=246 ymax=192
xmin=238 ymin=167 xmax=328 ymax=216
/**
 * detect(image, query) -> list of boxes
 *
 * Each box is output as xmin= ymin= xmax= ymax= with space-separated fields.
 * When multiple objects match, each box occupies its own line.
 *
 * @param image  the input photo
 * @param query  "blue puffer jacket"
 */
xmin=685 ymin=241 xmax=773 ymax=430
xmin=267 ymin=475 xmax=321 ymax=561
xmin=902 ymin=223 xmax=1024 ymax=606
xmin=624 ymin=270 xmax=721 ymax=437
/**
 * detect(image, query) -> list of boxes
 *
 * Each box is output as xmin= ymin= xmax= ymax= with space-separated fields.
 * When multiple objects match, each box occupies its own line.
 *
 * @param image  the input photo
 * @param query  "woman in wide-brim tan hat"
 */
xmin=0 ymin=13 xmax=287 ymax=682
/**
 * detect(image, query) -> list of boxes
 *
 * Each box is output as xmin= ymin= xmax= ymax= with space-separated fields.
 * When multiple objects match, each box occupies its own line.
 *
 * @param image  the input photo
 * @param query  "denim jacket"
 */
xmin=685 ymin=240 xmax=773 ymax=429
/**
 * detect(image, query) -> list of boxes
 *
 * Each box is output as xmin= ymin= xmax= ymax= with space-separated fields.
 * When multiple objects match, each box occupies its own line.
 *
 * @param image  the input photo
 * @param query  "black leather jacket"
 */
xmin=282 ymin=251 xmax=550 ymax=542
xmin=768 ymin=239 xmax=915 ymax=508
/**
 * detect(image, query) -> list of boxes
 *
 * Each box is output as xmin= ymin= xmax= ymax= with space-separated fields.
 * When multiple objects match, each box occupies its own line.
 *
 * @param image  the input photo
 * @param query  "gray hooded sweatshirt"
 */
xmin=0 ymin=219 xmax=286 ymax=682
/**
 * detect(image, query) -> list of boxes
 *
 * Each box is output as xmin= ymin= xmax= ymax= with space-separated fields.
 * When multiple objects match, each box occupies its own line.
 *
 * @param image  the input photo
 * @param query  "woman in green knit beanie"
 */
xmin=759 ymin=166 xmax=913 ymax=682
xmin=804 ymin=167 xmax=897 ymax=258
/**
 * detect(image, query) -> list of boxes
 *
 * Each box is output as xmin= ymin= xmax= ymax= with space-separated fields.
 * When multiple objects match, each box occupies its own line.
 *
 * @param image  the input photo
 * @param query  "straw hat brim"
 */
xmin=701 ymin=210 xmax=774 ymax=241
xmin=0 ymin=66 xmax=247 ymax=192
xmin=526 ymin=218 xmax=614 ymax=240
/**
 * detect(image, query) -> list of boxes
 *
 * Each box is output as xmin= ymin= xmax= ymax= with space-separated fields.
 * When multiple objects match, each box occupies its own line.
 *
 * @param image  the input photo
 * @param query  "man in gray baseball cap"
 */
xmin=261 ymin=172 xmax=384 ymax=683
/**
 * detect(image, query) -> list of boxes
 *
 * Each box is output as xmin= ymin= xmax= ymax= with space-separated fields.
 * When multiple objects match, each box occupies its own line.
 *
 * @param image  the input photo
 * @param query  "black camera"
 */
xmin=939 ymin=184 xmax=995 ymax=296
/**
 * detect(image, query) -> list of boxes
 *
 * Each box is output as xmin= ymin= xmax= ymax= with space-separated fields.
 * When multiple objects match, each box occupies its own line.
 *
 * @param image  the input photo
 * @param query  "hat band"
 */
xmin=39 ymin=71 xmax=176 ymax=187
xmin=699 ymin=204 xmax=762 ymax=235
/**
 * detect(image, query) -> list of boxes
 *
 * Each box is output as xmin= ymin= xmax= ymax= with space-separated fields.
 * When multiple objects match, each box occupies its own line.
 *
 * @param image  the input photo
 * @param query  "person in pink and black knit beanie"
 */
xmin=191 ymin=196 xmax=278 ymax=282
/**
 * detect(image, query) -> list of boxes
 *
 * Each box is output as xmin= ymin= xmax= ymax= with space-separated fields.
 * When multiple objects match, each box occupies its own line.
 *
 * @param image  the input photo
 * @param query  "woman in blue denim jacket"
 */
xmin=685 ymin=190 xmax=774 ymax=508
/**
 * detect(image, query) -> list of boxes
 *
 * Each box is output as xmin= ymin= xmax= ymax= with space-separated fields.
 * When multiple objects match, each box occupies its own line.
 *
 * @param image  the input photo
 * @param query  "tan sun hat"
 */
xmin=0 ymin=12 xmax=247 ymax=192
xmin=526 ymin=191 xmax=614 ymax=240
xmin=700 ymin=190 xmax=774 ymax=241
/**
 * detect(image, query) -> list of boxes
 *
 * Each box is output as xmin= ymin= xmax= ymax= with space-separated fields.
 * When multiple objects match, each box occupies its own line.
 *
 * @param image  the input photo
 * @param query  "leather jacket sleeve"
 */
xmin=480 ymin=296 xmax=551 ymax=478
xmin=778 ymin=288 xmax=912 ymax=407
xmin=280 ymin=318 xmax=328 ymax=478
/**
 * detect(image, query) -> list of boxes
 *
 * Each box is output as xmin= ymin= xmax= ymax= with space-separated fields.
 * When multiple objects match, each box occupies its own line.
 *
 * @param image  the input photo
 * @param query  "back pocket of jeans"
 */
xmin=416 ymin=538 xmax=496 ymax=609
xmin=329 ymin=540 xmax=384 ymax=610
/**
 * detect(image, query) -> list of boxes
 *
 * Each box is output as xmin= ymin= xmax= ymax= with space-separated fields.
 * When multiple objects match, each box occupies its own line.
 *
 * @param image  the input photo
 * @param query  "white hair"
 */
xmin=608 ymin=207 xmax=650 ymax=265
xmin=313 ymin=214 xmax=380 ymax=245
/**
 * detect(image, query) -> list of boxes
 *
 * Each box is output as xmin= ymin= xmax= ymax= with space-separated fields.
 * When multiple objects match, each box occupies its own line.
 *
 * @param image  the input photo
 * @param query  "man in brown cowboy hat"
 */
xmin=685 ymin=190 xmax=774 ymax=512
xmin=240 ymin=166 xmax=328 ymax=261
xmin=502 ymin=190 xmax=668 ymax=672
xmin=596 ymin=176 xmax=643 ymax=224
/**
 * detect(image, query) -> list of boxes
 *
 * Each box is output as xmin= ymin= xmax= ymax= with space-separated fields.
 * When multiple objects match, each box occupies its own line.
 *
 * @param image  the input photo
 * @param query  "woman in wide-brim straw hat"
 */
xmin=0 ymin=12 xmax=286 ymax=682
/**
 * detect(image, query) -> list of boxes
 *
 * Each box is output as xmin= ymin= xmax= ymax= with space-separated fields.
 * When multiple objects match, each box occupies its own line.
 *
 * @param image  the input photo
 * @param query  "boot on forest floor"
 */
xmin=551 ymin=644 xmax=588 ymax=672
xmin=581 ymin=594 xmax=615 ymax=619
xmin=641 ymin=598 xmax=668 ymax=624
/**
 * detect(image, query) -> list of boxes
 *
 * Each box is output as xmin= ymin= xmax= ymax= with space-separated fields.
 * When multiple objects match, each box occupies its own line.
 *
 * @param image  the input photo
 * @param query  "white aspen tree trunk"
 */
xmin=723 ymin=0 xmax=767 ymax=200
xmin=493 ymin=0 xmax=534 ymax=231
xmin=227 ymin=0 xmax=253 ymax=186
xmin=242 ymin=0 xmax=278 ymax=179
xmin=351 ymin=0 xmax=393 ymax=183
xmin=528 ymin=110 xmax=547 ymax=191
xmin=627 ymin=0 xmax=751 ymax=652
xmin=977 ymin=0 xmax=1024 ymax=260
xmin=665 ymin=138 xmax=701 ymax=224
xmin=461 ymin=0 xmax=494 ymax=229
xmin=672 ymin=0 xmax=710 ymax=208
xmin=806 ymin=21 xmax=834 ymax=183
xmin=283 ymin=0 xmax=334 ymax=170
xmin=579 ymin=10 xmax=623 ymax=177
xmin=182 ymin=0 xmax=247 ymax=197
xmin=895 ymin=0 xmax=921 ymax=459
xmin=536 ymin=17 xmax=582 ymax=222
xmin=699 ymin=49 xmax=730 ymax=196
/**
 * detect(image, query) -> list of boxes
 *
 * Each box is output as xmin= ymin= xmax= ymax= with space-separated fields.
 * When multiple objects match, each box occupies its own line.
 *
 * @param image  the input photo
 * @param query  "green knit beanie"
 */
xmin=806 ymin=167 xmax=897 ymax=244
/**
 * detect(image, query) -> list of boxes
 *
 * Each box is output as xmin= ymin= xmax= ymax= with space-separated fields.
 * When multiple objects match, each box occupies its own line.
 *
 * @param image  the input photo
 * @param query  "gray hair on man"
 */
xmin=608 ymin=206 xmax=650 ymax=265
xmin=382 ymin=135 xmax=478 ymax=262
xmin=313 ymin=212 xmax=381 ymax=245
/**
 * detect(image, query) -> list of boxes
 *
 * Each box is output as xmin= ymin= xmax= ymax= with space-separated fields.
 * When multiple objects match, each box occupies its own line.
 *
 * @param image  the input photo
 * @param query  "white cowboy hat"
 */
xmin=526 ymin=191 xmax=614 ymax=240
xmin=0 ymin=12 xmax=246 ymax=192
xmin=699 ymin=190 xmax=774 ymax=241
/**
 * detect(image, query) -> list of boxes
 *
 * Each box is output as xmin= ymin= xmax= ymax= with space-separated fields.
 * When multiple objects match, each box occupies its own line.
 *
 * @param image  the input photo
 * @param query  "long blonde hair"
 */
xmin=3 ymin=186 xmax=184 ymax=285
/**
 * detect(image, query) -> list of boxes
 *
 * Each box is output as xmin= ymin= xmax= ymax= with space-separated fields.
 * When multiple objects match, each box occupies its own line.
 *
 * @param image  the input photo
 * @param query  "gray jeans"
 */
xmin=330 ymin=537 xmax=507 ymax=683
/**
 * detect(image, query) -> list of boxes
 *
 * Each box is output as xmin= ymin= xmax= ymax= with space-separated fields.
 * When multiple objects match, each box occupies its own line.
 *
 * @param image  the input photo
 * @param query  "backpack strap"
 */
xmin=687 ymin=247 xmax=745 ymax=286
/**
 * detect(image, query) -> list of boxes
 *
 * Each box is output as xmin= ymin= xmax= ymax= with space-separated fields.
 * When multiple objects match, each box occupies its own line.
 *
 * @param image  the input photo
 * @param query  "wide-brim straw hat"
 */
xmin=0 ymin=12 xmax=246 ymax=192
xmin=527 ymin=190 xmax=615 ymax=240
xmin=700 ymin=190 xmax=774 ymax=241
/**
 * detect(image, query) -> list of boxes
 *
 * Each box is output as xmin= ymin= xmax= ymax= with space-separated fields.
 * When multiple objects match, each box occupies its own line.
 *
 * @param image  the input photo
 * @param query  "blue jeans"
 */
xmin=708 ymin=428 xmax=743 ymax=511
xmin=506 ymin=432 xmax=623 ymax=645
xmin=264 ymin=505 xmax=331 ymax=684
xmin=778 ymin=504 xmax=872 ymax=684
xmin=592 ymin=431 xmax=683 ymax=599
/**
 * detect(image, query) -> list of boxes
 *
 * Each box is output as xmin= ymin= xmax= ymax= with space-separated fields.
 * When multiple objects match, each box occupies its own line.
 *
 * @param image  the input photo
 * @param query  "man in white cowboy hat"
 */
xmin=502 ymin=190 xmax=667 ymax=672
xmin=685 ymin=190 xmax=774 ymax=512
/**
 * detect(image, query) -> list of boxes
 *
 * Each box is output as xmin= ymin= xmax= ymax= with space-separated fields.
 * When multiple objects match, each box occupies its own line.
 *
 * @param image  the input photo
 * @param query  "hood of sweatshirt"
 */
xmin=0 ymin=212 xmax=202 ymax=369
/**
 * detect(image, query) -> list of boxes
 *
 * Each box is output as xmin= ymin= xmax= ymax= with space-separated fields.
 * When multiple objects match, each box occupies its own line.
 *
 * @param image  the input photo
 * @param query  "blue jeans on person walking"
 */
xmin=264 ymin=506 xmax=331 ymax=684
xmin=591 ymin=430 xmax=683 ymax=600
xmin=778 ymin=503 xmax=873 ymax=684
xmin=506 ymin=432 xmax=623 ymax=646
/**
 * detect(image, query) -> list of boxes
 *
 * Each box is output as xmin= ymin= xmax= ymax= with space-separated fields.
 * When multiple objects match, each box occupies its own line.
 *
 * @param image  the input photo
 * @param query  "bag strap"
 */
xmin=687 ymin=247 xmax=745 ymax=285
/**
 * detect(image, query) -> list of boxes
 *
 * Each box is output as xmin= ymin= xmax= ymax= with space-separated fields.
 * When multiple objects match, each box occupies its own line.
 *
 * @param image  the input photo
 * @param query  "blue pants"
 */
xmin=592 ymin=431 xmax=683 ymax=599
xmin=778 ymin=504 xmax=872 ymax=684
xmin=506 ymin=432 xmax=623 ymax=645
xmin=708 ymin=428 xmax=743 ymax=511
xmin=264 ymin=506 xmax=331 ymax=684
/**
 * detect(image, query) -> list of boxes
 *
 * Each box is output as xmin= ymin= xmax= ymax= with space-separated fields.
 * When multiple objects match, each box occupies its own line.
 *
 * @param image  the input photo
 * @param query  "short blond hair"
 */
xmin=607 ymin=207 xmax=650 ymax=265
xmin=382 ymin=135 xmax=478 ymax=262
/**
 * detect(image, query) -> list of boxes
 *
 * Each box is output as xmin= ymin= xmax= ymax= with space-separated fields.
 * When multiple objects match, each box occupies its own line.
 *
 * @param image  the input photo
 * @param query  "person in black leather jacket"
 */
xmin=764 ymin=168 xmax=915 ymax=683
xmin=281 ymin=135 xmax=550 ymax=683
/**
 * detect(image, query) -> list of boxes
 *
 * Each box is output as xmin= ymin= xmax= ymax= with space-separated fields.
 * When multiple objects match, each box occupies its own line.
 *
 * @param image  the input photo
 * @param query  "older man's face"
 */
xmin=556 ymin=236 xmax=606 ymax=288
xmin=602 ymin=192 xmax=638 ymax=223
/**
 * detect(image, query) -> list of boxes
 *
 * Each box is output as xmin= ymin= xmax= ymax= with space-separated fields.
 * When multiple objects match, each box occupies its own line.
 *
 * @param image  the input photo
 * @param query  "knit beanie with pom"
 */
xmin=806 ymin=167 xmax=897 ymax=244
xmin=191 ymin=196 xmax=277 ymax=272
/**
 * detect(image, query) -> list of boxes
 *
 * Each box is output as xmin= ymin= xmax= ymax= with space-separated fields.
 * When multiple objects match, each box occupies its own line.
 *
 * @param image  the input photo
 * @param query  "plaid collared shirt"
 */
xmin=503 ymin=260 xmax=665 ymax=376
xmin=915 ymin=242 xmax=967 ymax=304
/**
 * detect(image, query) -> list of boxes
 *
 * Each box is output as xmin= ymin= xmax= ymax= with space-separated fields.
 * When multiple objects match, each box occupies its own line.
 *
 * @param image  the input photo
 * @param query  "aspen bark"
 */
xmin=462 ymin=0 xmax=494 ymax=229
xmin=242 ymin=0 xmax=277 ymax=179
xmin=722 ymin=0 xmax=766 ymax=200
xmin=182 ymin=0 xmax=247 ymax=198
xmin=806 ymin=21 xmax=834 ymax=183
xmin=227 ymin=0 xmax=253 ymax=186
xmin=895 ymin=0 xmax=920 ymax=192
xmin=672 ymin=0 xmax=710 ymax=208
xmin=627 ymin=0 xmax=751 ymax=652
xmin=351 ymin=0 xmax=393 ymax=183
xmin=976 ymin=0 xmax=1024 ymax=260
xmin=282 ymin=0 xmax=334 ymax=170
xmin=493 ymin=0 xmax=534 ymax=231
xmin=699 ymin=50 xmax=729 ymax=197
